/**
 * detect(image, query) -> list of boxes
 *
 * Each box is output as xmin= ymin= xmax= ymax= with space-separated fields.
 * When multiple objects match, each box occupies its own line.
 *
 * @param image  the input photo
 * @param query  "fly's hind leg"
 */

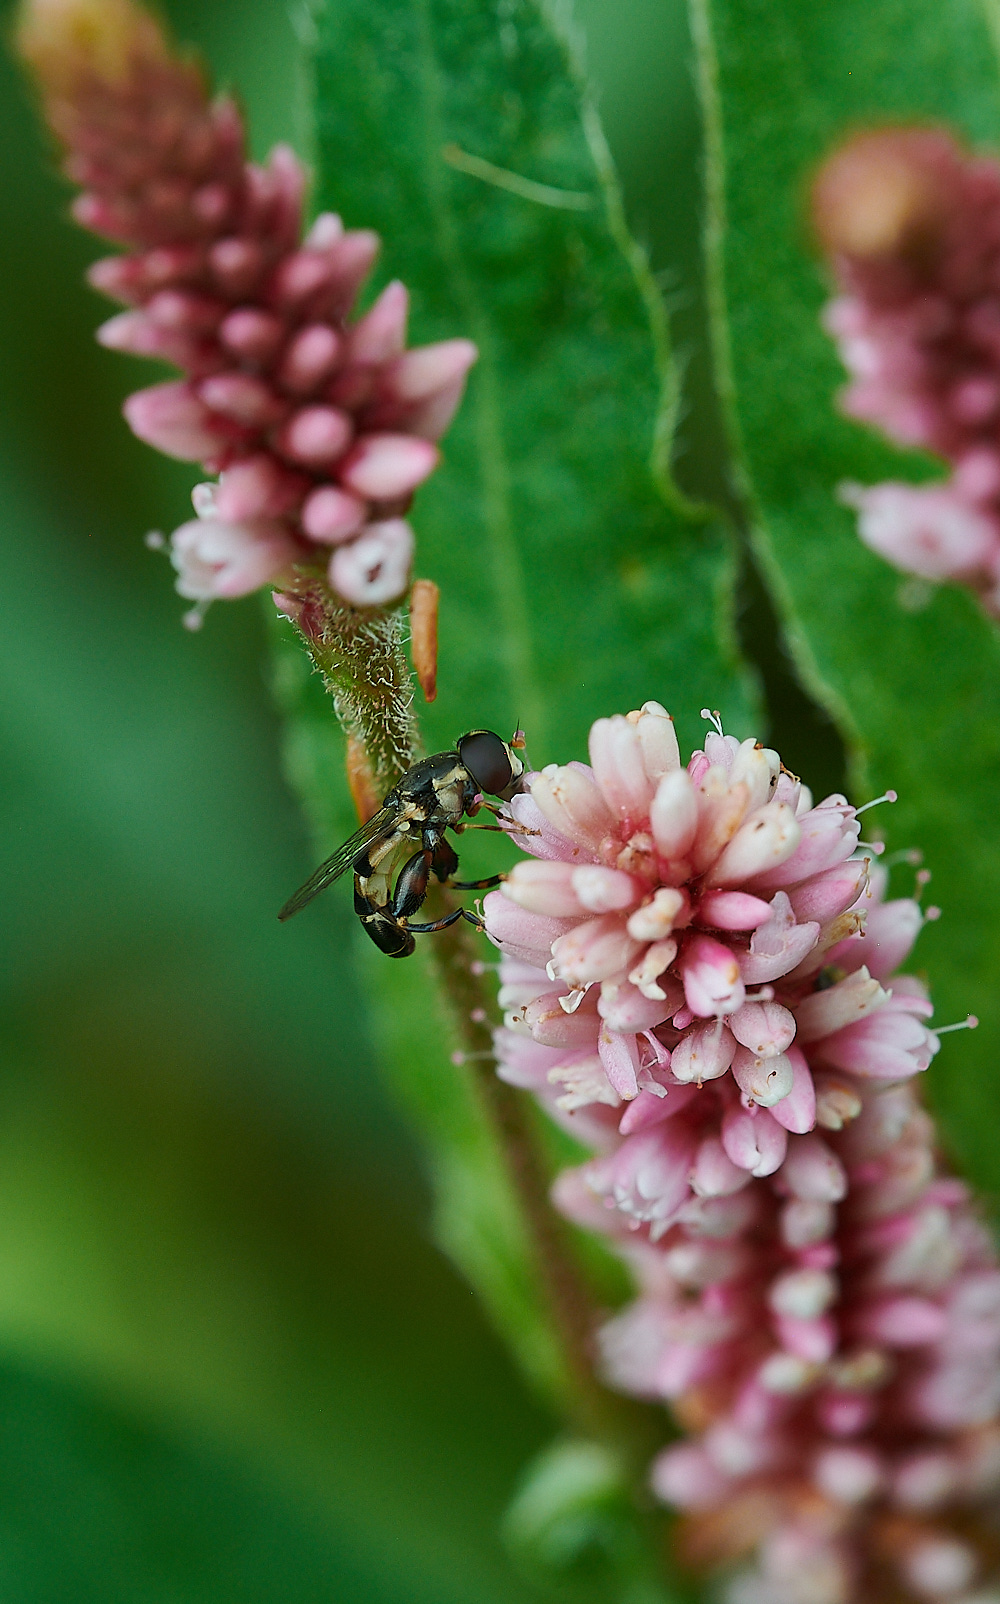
xmin=391 ymin=847 xmax=434 ymax=920
xmin=354 ymin=883 xmax=415 ymax=957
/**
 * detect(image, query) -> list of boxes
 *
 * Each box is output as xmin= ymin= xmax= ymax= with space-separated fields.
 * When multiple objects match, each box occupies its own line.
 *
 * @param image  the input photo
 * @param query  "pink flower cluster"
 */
xmin=21 ymin=0 xmax=475 ymax=615
xmin=815 ymin=127 xmax=1000 ymax=616
xmin=487 ymin=704 xmax=995 ymax=1603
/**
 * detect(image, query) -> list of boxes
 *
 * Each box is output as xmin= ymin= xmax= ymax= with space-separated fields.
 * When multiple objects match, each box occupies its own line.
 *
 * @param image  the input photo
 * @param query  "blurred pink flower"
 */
xmin=18 ymin=0 xmax=476 ymax=613
xmin=815 ymin=127 xmax=1000 ymax=616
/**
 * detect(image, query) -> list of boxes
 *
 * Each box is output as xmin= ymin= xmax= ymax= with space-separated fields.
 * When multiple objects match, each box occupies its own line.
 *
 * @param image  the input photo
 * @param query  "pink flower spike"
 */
xmin=338 ymin=432 xmax=438 ymax=499
xmin=328 ymin=518 xmax=414 ymax=607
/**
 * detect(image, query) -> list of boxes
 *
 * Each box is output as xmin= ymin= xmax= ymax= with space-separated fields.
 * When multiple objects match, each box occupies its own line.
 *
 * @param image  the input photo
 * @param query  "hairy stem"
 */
xmin=279 ymin=575 xmax=419 ymax=795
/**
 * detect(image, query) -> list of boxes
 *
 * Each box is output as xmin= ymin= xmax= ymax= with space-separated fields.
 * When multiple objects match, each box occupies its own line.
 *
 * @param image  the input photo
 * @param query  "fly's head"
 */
xmin=456 ymin=729 xmax=526 ymax=804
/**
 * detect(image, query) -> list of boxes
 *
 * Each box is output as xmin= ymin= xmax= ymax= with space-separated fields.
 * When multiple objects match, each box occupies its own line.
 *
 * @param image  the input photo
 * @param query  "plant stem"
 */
xmin=279 ymin=574 xmax=419 ymax=796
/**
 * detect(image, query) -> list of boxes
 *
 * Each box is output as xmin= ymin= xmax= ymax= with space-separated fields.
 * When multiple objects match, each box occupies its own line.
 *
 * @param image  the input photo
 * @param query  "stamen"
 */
xmin=744 ymin=986 xmax=776 ymax=1003
xmin=700 ymin=707 xmax=725 ymax=738
xmin=450 ymin=1050 xmax=496 ymax=1065
xmin=884 ymin=847 xmax=923 ymax=868
xmin=181 ymin=601 xmax=208 ymax=631
xmin=858 ymin=839 xmax=886 ymax=855
xmin=934 ymin=1015 xmax=979 ymax=1035
xmin=144 ymin=528 xmax=165 ymax=550
xmin=855 ymin=789 xmax=898 ymax=815
xmin=558 ymin=987 xmax=589 ymax=1014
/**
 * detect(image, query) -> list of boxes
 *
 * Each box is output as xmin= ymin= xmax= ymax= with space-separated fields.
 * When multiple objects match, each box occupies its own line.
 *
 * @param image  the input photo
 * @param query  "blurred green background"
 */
xmin=0 ymin=0 xmax=723 ymax=1596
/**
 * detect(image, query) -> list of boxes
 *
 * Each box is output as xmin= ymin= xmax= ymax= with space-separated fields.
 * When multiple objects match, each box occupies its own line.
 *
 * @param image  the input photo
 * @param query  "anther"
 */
xmin=858 ymin=839 xmax=886 ymax=855
xmin=469 ymin=1007 xmax=487 ymax=1024
xmin=700 ymin=707 xmax=725 ymax=738
xmin=182 ymin=602 xmax=208 ymax=631
xmin=558 ymin=988 xmax=588 ymax=1014
xmin=884 ymin=847 xmax=923 ymax=868
xmin=923 ymin=905 xmax=942 ymax=922
xmin=144 ymin=528 xmax=165 ymax=549
xmin=934 ymin=1015 xmax=979 ymax=1035
xmin=855 ymin=788 xmax=898 ymax=815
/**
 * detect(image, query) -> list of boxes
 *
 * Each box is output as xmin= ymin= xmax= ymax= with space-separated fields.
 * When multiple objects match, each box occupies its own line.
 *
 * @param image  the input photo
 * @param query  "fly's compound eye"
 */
xmin=458 ymin=729 xmax=519 ymax=799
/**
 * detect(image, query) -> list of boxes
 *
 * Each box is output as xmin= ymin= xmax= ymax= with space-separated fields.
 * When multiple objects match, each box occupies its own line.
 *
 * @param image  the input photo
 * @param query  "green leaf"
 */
xmin=689 ymin=0 xmax=1000 ymax=1191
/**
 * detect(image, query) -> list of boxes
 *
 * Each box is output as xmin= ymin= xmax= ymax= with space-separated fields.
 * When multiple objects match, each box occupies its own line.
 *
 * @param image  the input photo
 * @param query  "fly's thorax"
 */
xmin=397 ymin=751 xmax=464 ymax=800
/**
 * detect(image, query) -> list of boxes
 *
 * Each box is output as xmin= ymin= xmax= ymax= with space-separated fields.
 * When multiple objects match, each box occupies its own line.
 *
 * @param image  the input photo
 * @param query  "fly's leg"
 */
xmin=406 ymin=908 xmax=485 ymax=935
xmin=430 ymin=835 xmax=459 ymax=883
xmin=391 ymin=847 xmax=434 ymax=920
xmin=449 ymin=874 xmax=504 ymax=890
xmin=354 ymin=882 xmax=415 ymax=957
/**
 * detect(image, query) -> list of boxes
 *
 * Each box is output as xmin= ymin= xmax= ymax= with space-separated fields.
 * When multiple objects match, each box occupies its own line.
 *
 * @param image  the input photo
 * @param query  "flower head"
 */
xmin=18 ymin=0 xmax=476 ymax=613
xmin=814 ymin=127 xmax=1000 ymax=615
xmin=487 ymin=704 xmax=928 ymax=1205
xmin=489 ymin=701 xmax=990 ymax=1603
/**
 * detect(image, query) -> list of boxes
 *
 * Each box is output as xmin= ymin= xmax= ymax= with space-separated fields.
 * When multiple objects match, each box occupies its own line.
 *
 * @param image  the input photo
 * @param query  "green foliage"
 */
xmin=503 ymin=1439 xmax=687 ymax=1603
xmin=689 ymin=0 xmax=1000 ymax=1193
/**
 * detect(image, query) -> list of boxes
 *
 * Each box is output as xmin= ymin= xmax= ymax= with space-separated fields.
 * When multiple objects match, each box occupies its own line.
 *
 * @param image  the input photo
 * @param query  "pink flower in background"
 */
xmin=18 ymin=0 xmax=476 ymax=617
xmin=489 ymin=703 xmax=991 ymax=1603
xmin=814 ymin=127 xmax=1000 ymax=616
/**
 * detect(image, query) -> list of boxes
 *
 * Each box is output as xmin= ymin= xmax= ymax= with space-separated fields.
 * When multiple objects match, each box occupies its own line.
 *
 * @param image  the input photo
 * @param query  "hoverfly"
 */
xmin=278 ymin=729 xmax=526 ymax=957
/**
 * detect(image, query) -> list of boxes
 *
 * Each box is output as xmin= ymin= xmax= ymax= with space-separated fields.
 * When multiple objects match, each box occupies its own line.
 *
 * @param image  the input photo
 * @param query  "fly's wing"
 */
xmin=278 ymin=805 xmax=396 ymax=921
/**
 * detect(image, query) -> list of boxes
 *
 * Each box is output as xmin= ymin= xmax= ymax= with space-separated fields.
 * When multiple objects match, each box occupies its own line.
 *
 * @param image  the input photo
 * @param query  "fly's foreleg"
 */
xmin=406 ymin=908 xmax=485 ymax=935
